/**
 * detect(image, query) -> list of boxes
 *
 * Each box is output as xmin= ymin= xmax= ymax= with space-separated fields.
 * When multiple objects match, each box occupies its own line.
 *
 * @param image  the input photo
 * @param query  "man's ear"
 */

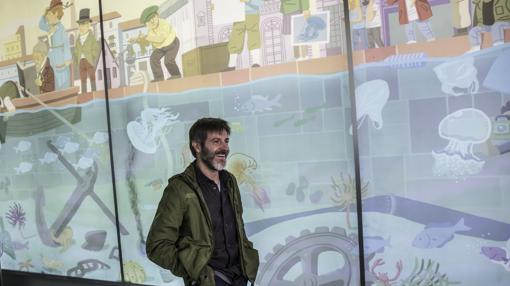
xmin=192 ymin=141 xmax=201 ymax=155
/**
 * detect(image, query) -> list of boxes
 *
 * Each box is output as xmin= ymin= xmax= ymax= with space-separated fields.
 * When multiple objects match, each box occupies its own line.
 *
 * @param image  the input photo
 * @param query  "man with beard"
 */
xmin=146 ymin=118 xmax=259 ymax=286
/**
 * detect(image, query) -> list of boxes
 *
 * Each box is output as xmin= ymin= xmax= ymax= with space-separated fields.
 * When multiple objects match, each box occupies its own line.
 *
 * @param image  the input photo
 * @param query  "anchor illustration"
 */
xmin=34 ymin=140 xmax=128 ymax=247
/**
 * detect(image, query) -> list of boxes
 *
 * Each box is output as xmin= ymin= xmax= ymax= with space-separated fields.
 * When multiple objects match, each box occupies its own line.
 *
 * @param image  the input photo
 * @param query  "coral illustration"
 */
xmin=330 ymin=173 xmax=369 ymax=229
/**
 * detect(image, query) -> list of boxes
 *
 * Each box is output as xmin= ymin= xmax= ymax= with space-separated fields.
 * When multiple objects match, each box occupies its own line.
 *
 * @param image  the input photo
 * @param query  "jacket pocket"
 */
xmin=177 ymin=237 xmax=211 ymax=281
xmin=197 ymin=265 xmax=215 ymax=286
xmin=242 ymin=242 xmax=260 ymax=281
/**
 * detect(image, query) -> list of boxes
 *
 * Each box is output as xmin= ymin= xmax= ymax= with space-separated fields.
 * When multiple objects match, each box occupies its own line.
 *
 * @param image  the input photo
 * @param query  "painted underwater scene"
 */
xmin=1 ymin=45 xmax=510 ymax=286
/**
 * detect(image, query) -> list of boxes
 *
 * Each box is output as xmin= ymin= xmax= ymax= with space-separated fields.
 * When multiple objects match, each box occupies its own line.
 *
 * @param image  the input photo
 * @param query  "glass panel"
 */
xmin=347 ymin=0 xmax=510 ymax=284
xmin=0 ymin=0 xmax=120 ymax=282
xmin=103 ymin=0 xmax=359 ymax=285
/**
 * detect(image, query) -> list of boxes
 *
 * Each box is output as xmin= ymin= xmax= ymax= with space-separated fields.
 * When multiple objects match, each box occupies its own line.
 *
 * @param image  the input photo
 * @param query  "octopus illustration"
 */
xmin=50 ymin=226 xmax=74 ymax=252
xmin=227 ymin=153 xmax=270 ymax=210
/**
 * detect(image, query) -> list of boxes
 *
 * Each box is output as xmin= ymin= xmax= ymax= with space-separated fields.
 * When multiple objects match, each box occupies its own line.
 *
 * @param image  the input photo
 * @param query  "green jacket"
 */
xmin=281 ymin=0 xmax=310 ymax=15
xmin=473 ymin=0 xmax=510 ymax=27
xmin=73 ymin=31 xmax=100 ymax=67
xmin=146 ymin=163 xmax=259 ymax=286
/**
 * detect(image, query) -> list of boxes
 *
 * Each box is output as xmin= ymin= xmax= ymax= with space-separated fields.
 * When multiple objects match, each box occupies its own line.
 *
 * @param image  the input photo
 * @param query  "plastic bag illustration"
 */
xmin=434 ymin=56 xmax=479 ymax=96
xmin=350 ymin=79 xmax=390 ymax=134
xmin=127 ymin=108 xmax=179 ymax=154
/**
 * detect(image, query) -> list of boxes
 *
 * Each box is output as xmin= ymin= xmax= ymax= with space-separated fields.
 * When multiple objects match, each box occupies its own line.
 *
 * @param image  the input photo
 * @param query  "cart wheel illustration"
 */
xmin=256 ymin=226 xmax=359 ymax=286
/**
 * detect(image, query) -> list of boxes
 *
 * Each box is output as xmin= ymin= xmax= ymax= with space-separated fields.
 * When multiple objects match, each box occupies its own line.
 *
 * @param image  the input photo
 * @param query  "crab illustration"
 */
xmin=370 ymin=258 xmax=403 ymax=286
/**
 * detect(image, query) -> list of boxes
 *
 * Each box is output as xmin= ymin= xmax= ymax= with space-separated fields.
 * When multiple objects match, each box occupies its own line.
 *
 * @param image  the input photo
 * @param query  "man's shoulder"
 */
xmin=166 ymin=172 xmax=195 ymax=194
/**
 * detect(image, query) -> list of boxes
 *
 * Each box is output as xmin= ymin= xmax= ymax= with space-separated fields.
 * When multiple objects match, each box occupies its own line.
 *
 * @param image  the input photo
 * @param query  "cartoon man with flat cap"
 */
xmin=139 ymin=5 xmax=181 ymax=82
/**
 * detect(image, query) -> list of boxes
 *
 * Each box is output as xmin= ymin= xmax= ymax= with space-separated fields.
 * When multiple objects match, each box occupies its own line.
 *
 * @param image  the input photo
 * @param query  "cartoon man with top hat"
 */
xmin=139 ymin=5 xmax=181 ymax=82
xmin=39 ymin=0 xmax=72 ymax=91
xmin=74 ymin=8 xmax=100 ymax=93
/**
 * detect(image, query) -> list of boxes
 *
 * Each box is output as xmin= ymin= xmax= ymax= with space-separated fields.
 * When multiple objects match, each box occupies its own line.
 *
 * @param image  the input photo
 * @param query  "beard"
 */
xmin=200 ymin=145 xmax=228 ymax=171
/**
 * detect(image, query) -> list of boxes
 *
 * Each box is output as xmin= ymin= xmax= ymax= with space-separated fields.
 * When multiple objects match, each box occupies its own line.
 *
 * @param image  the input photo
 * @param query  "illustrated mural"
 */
xmin=0 ymin=0 xmax=509 ymax=286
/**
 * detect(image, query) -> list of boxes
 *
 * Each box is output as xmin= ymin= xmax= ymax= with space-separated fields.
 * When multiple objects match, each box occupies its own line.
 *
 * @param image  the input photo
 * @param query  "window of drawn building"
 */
xmin=197 ymin=11 xmax=206 ymax=27
xmin=98 ymin=69 xmax=102 ymax=81
xmin=262 ymin=17 xmax=283 ymax=65
xmin=113 ymin=67 xmax=117 ymax=78
xmin=218 ymin=26 xmax=232 ymax=43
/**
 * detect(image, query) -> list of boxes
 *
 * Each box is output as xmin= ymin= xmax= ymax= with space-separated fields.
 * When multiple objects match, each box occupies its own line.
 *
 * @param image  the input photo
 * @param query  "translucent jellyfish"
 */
xmin=432 ymin=108 xmax=491 ymax=178
xmin=433 ymin=56 xmax=479 ymax=96
xmin=127 ymin=107 xmax=179 ymax=154
xmin=349 ymin=79 xmax=390 ymax=135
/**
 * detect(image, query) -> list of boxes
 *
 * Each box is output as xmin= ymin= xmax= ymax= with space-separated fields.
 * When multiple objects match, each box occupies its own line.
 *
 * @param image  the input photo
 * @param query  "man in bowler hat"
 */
xmin=139 ymin=5 xmax=181 ymax=82
xmin=74 ymin=8 xmax=100 ymax=93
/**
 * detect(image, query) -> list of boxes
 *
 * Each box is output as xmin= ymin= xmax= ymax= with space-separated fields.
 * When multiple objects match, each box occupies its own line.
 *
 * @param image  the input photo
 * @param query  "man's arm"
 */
xmin=145 ymin=20 xmax=172 ymax=45
xmin=39 ymin=15 xmax=49 ymax=32
xmin=146 ymin=184 xmax=188 ymax=277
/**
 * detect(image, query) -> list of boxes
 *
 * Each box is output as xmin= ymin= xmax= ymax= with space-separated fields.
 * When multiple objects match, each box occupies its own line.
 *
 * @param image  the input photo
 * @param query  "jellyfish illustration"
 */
xmin=433 ymin=56 xmax=479 ymax=96
xmin=127 ymin=107 xmax=179 ymax=154
xmin=349 ymin=79 xmax=390 ymax=135
xmin=298 ymin=16 xmax=326 ymax=42
xmin=432 ymin=108 xmax=492 ymax=179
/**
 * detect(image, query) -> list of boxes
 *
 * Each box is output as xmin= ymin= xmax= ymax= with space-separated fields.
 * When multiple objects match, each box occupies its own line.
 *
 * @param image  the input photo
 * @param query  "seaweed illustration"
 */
xmin=400 ymin=257 xmax=459 ymax=286
xmin=5 ymin=202 xmax=26 ymax=230
xmin=330 ymin=173 xmax=369 ymax=229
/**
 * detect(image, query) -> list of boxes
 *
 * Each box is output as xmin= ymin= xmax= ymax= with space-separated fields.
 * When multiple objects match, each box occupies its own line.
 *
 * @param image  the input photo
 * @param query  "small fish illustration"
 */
xmin=481 ymin=246 xmax=508 ymax=264
xmin=82 ymin=147 xmax=100 ymax=159
xmin=145 ymin=179 xmax=164 ymax=190
xmin=363 ymin=236 xmax=391 ymax=256
xmin=15 ymin=162 xmax=33 ymax=175
xmin=59 ymin=142 xmax=80 ymax=154
xmin=238 ymin=94 xmax=282 ymax=114
xmin=91 ymin=132 xmax=109 ymax=145
xmin=12 ymin=240 xmax=29 ymax=251
xmin=55 ymin=136 xmax=71 ymax=148
xmin=412 ymin=218 xmax=471 ymax=248
xmin=13 ymin=140 xmax=31 ymax=153
xmin=73 ymin=157 xmax=94 ymax=170
xmin=39 ymin=152 xmax=58 ymax=164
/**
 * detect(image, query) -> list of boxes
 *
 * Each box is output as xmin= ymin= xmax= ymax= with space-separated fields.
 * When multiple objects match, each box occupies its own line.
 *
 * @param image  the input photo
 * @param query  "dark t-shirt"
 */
xmin=483 ymin=0 xmax=495 ymax=26
xmin=195 ymin=164 xmax=244 ymax=284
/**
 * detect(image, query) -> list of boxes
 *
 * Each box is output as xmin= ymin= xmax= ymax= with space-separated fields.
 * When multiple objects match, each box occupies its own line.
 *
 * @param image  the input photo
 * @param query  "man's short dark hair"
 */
xmin=189 ymin=118 xmax=230 ymax=158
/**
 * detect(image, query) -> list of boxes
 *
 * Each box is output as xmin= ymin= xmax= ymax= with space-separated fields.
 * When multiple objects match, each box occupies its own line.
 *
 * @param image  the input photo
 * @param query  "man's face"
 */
xmin=146 ymin=14 xmax=159 ymax=30
xmin=79 ymin=22 xmax=91 ymax=35
xmin=196 ymin=130 xmax=230 ymax=171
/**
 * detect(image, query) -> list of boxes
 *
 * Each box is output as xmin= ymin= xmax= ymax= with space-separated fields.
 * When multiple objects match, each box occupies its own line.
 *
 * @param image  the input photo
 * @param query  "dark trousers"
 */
xmin=150 ymin=37 xmax=181 ymax=81
xmin=79 ymin=58 xmax=96 ymax=92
